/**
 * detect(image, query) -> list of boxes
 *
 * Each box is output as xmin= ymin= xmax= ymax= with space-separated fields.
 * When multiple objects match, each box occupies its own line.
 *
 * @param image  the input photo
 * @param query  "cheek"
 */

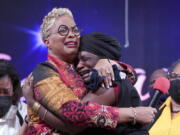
xmin=9 ymin=88 xmax=13 ymax=96
xmin=8 ymin=85 xmax=13 ymax=96
xmin=77 ymin=37 xmax=80 ymax=44
xmin=51 ymin=36 xmax=65 ymax=45
xmin=7 ymin=82 xmax=13 ymax=96
xmin=50 ymin=39 xmax=65 ymax=51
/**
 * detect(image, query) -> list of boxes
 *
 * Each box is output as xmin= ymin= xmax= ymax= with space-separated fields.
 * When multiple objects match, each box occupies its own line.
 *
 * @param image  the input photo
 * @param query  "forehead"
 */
xmin=79 ymin=51 xmax=99 ymax=58
xmin=172 ymin=64 xmax=180 ymax=74
xmin=52 ymin=15 xmax=76 ymax=29
xmin=0 ymin=75 xmax=12 ymax=88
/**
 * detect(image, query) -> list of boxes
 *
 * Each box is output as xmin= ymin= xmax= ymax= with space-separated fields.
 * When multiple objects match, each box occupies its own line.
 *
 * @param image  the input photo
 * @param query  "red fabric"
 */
xmin=48 ymin=55 xmax=87 ymax=99
xmin=116 ymin=61 xmax=137 ymax=84
xmin=113 ymin=85 xmax=119 ymax=104
xmin=28 ymin=55 xmax=120 ymax=135
xmin=27 ymin=123 xmax=60 ymax=135
xmin=48 ymin=55 xmax=119 ymax=128
xmin=60 ymin=100 xmax=119 ymax=128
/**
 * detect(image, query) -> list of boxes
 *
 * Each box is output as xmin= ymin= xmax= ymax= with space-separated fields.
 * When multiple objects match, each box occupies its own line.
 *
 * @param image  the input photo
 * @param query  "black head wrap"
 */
xmin=80 ymin=32 xmax=121 ymax=60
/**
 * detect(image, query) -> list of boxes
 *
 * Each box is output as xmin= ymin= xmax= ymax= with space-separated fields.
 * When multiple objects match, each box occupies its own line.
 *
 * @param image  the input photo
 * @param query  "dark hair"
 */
xmin=0 ymin=59 xmax=21 ymax=105
xmin=169 ymin=59 xmax=180 ymax=73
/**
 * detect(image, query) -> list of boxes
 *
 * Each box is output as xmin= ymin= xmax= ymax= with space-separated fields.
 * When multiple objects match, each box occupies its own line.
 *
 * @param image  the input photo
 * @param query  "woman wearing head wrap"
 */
xmin=78 ymin=32 xmax=137 ymax=85
xmin=77 ymin=32 xmax=147 ymax=135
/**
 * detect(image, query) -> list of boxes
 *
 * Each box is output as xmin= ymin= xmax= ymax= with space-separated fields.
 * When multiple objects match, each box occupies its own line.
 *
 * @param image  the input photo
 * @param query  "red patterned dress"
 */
xmin=27 ymin=55 xmax=120 ymax=135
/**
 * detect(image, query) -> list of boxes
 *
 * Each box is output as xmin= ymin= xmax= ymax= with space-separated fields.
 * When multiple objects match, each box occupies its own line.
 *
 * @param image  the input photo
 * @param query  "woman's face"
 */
xmin=0 ymin=75 xmax=13 ymax=118
xmin=0 ymin=75 xmax=13 ymax=97
xmin=172 ymin=64 xmax=180 ymax=75
xmin=169 ymin=63 xmax=180 ymax=104
xmin=45 ymin=15 xmax=80 ymax=63
xmin=77 ymin=51 xmax=100 ymax=82
xmin=169 ymin=64 xmax=180 ymax=81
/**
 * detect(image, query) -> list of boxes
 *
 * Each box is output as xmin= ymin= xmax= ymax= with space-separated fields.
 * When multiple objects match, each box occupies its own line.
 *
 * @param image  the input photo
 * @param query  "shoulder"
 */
xmin=32 ymin=62 xmax=59 ymax=84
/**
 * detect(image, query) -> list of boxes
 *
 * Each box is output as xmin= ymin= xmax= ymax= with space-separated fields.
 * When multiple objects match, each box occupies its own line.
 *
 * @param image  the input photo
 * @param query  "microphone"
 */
xmin=149 ymin=77 xmax=170 ymax=107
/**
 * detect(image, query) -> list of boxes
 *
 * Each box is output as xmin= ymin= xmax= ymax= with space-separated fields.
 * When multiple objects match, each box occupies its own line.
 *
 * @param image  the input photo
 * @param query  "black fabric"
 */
xmin=80 ymin=32 xmax=121 ymax=60
xmin=115 ymin=80 xmax=141 ymax=108
xmin=79 ymin=65 xmax=148 ymax=135
xmin=16 ymin=110 xmax=24 ymax=126
xmin=113 ymin=65 xmax=147 ymax=135
xmin=113 ymin=65 xmax=140 ymax=107
xmin=0 ymin=96 xmax=12 ymax=117
xmin=85 ymin=69 xmax=104 ymax=92
xmin=169 ymin=79 xmax=180 ymax=103
xmin=32 ymin=61 xmax=58 ymax=85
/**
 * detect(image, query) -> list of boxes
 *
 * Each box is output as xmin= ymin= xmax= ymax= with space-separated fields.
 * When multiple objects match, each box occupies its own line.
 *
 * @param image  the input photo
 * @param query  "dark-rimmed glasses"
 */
xmin=56 ymin=25 xmax=82 ymax=36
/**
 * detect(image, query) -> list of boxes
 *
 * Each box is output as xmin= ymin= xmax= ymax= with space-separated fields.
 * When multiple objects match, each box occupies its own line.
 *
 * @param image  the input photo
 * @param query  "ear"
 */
xmin=44 ymin=38 xmax=51 ymax=48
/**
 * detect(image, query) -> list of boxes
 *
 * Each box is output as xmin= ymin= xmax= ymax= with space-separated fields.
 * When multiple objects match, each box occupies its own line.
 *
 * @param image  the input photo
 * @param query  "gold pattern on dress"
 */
xmin=35 ymin=76 xmax=80 ymax=115
xmin=28 ymin=106 xmax=41 ymax=124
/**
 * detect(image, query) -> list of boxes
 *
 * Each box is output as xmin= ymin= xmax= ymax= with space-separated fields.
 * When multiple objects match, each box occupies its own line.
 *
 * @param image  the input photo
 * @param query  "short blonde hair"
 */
xmin=40 ymin=8 xmax=73 ymax=42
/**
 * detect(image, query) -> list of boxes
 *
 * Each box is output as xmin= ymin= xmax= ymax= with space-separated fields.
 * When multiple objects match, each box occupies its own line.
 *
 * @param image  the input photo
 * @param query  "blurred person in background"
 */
xmin=147 ymin=68 xmax=168 ymax=107
xmin=149 ymin=59 xmax=180 ymax=135
xmin=0 ymin=59 xmax=27 ymax=135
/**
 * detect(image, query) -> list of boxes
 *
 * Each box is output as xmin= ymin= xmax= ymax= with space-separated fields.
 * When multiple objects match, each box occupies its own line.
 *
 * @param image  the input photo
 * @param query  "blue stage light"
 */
xmin=14 ymin=25 xmax=46 ymax=50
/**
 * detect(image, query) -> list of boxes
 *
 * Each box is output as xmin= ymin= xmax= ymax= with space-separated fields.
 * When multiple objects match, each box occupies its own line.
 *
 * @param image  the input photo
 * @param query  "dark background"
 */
xmin=0 ymin=0 xmax=179 ymax=101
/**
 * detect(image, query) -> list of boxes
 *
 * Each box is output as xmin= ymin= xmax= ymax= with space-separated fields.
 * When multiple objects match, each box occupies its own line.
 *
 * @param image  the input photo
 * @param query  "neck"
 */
xmin=48 ymin=51 xmax=75 ymax=64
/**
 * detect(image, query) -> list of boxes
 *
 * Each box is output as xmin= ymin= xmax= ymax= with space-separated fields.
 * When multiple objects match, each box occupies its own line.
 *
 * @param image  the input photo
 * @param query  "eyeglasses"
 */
xmin=55 ymin=25 xmax=81 ymax=36
xmin=168 ymin=72 xmax=180 ymax=79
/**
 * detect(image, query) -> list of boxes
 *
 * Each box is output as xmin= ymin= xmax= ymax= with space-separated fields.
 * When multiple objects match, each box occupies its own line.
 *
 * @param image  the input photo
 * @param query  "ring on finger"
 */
xmin=106 ymin=71 xmax=111 ymax=74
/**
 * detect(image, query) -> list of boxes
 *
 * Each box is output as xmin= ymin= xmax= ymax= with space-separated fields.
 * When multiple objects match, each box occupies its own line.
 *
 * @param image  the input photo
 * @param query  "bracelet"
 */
xmin=101 ymin=105 xmax=106 ymax=112
xmin=42 ymin=109 xmax=48 ymax=121
xmin=130 ymin=107 xmax=137 ymax=125
xmin=32 ymin=102 xmax=41 ymax=114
